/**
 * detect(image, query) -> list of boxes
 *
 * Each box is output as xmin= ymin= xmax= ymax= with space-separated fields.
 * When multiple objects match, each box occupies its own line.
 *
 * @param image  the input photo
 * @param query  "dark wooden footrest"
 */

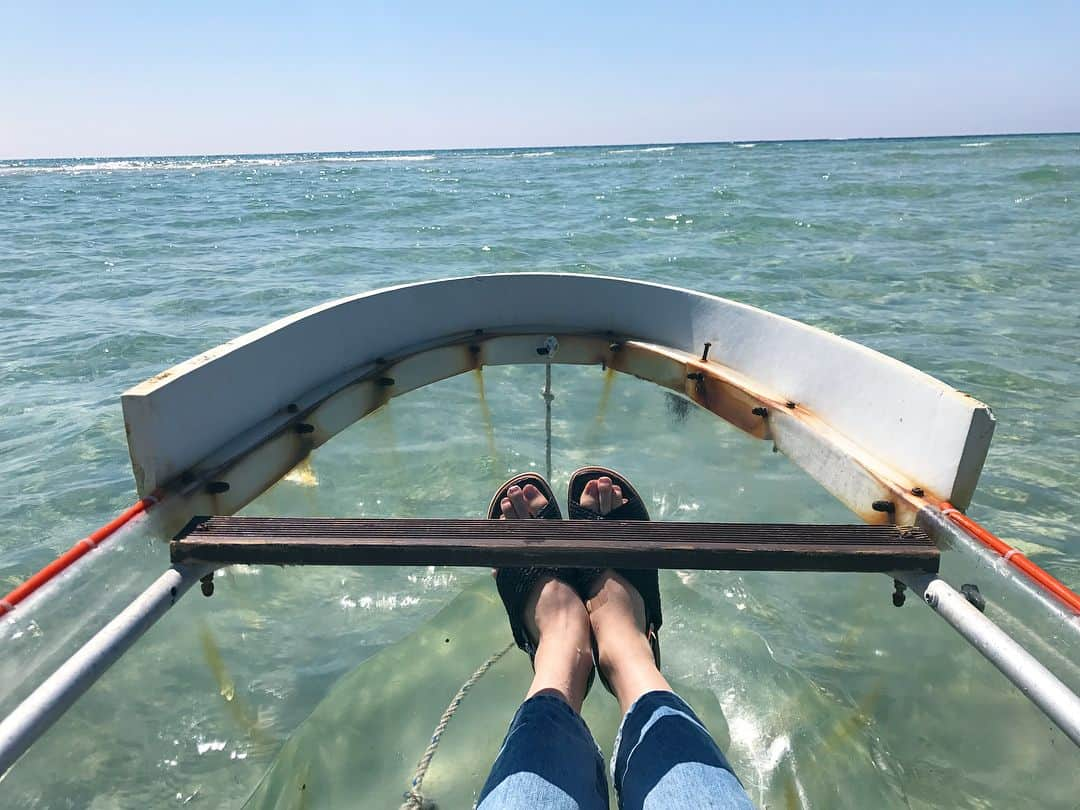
xmin=172 ymin=517 xmax=938 ymax=573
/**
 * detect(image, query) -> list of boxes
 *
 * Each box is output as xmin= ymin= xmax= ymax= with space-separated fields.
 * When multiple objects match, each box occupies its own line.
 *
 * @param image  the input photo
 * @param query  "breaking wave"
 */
xmin=317 ymin=154 xmax=436 ymax=162
xmin=607 ymin=146 xmax=676 ymax=154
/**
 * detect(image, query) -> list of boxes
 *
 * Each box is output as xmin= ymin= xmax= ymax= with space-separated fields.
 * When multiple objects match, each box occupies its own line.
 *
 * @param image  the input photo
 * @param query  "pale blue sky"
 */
xmin=2 ymin=1 xmax=1078 ymax=158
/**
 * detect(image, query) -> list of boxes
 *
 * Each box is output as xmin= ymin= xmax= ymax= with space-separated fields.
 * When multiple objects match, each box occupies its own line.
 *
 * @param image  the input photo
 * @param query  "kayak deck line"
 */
xmin=170 ymin=516 xmax=941 ymax=573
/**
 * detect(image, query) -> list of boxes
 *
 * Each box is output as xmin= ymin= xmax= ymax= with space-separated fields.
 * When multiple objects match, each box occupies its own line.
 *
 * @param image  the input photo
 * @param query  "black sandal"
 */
xmin=490 ymin=474 xmax=594 ymax=697
xmin=567 ymin=466 xmax=662 ymax=689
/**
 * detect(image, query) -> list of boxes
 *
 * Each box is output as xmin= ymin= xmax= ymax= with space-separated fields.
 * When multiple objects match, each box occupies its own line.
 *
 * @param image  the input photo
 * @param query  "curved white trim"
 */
xmin=122 ymin=274 xmax=993 ymax=507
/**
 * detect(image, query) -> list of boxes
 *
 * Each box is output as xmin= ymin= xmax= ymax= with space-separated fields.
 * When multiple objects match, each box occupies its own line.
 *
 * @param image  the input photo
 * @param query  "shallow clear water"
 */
xmin=1 ymin=137 xmax=1078 ymax=807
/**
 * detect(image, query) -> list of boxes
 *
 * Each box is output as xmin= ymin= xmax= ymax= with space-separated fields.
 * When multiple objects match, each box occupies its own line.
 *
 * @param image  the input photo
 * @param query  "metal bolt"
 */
xmin=377 ymin=376 xmax=395 ymax=387
xmin=961 ymin=583 xmax=986 ymax=613
xmin=892 ymin=579 xmax=907 ymax=607
xmin=206 ymin=481 xmax=230 ymax=495
xmin=608 ymin=342 xmax=621 ymax=353
xmin=752 ymin=406 xmax=768 ymax=417
xmin=700 ymin=342 xmax=712 ymax=362
xmin=785 ymin=401 xmax=797 ymax=409
xmin=294 ymin=423 xmax=315 ymax=434
xmin=872 ymin=500 xmax=896 ymax=513
xmin=911 ymin=487 xmax=925 ymax=497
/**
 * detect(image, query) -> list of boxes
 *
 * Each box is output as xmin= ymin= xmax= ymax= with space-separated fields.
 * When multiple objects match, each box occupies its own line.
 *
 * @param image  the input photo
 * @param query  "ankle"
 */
xmin=529 ymin=633 xmax=594 ymax=712
xmin=596 ymin=626 xmax=653 ymax=676
xmin=597 ymin=636 xmax=670 ymax=713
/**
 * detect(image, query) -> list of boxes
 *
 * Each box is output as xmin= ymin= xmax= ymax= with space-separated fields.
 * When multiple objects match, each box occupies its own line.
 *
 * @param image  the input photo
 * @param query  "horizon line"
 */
xmin=3 ymin=129 xmax=1078 ymax=163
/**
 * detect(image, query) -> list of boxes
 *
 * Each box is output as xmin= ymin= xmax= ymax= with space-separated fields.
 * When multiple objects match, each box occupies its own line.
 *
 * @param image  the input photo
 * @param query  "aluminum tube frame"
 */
xmin=897 ymin=571 xmax=1080 ymax=747
xmin=917 ymin=507 xmax=1080 ymax=640
xmin=0 ymin=563 xmax=213 ymax=775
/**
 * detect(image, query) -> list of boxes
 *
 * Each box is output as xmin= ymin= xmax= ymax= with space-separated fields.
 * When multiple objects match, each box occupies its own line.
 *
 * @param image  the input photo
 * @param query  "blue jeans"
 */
xmin=477 ymin=690 xmax=754 ymax=809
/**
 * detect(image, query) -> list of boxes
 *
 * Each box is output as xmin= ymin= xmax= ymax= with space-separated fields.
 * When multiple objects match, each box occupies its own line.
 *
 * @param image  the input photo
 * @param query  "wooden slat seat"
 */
xmin=171 ymin=517 xmax=939 ymax=573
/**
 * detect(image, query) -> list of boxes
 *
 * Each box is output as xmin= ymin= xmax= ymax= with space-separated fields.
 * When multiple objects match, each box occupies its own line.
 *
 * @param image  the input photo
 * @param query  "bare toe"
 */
xmin=598 ymin=476 xmax=613 ymax=513
xmin=581 ymin=478 xmax=600 ymax=511
xmin=521 ymin=483 xmax=549 ymax=516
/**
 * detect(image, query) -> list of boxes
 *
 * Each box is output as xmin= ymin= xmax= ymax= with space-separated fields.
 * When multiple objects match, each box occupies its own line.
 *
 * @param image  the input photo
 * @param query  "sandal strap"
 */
xmin=535 ymin=498 xmax=561 ymax=521
xmin=568 ymin=499 xmax=645 ymax=521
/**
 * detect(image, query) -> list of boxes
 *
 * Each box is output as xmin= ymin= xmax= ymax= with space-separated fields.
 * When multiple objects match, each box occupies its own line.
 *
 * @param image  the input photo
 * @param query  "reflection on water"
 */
xmin=472 ymin=368 xmax=499 ymax=469
xmin=585 ymin=366 xmax=618 ymax=448
xmin=283 ymin=457 xmax=320 ymax=489
xmin=199 ymin=623 xmax=276 ymax=755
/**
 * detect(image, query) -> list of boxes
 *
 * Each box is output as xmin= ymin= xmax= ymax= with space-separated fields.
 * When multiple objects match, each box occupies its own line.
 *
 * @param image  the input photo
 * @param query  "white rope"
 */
xmin=543 ymin=363 xmax=554 ymax=483
xmin=399 ymin=641 xmax=515 ymax=810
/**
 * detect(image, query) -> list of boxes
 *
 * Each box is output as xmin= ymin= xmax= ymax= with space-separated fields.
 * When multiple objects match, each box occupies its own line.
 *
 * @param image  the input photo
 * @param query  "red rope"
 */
xmin=940 ymin=501 xmax=1080 ymax=614
xmin=0 ymin=497 xmax=157 ymax=617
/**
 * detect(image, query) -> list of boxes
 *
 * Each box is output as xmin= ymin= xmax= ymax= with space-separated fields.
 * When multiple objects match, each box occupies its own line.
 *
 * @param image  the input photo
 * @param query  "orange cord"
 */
xmin=940 ymin=501 xmax=1080 ymax=614
xmin=0 ymin=497 xmax=157 ymax=617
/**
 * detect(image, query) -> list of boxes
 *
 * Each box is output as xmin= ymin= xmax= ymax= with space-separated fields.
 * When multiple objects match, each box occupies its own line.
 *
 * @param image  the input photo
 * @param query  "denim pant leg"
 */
xmin=477 ymin=693 xmax=609 ymax=810
xmin=612 ymin=691 xmax=754 ymax=810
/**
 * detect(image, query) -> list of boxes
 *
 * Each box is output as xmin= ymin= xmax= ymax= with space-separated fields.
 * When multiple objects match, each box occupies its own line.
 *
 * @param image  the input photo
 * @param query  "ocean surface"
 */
xmin=1 ymin=136 xmax=1078 ymax=808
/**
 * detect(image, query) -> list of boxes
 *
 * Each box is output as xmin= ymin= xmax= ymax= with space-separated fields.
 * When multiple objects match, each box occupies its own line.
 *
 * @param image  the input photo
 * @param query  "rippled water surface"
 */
xmin=1 ymin=137 xmax=1078 ymax=807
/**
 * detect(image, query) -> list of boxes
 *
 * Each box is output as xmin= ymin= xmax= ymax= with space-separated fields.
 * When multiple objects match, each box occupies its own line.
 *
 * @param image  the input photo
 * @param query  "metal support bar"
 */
xmin=897 ymin=571 xmax=1080 ymax=747
xmin=0 ymin=563 xmax=212 ymax=775
xmin=917 ymin=506 xmax=1080 ymax=640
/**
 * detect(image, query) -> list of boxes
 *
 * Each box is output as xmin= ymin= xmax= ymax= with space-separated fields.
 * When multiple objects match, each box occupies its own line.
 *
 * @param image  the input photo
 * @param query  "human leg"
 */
xmin=590 ymin=572 xmax=753 ymax=810
xmin=477 ymin=476 xmax=608 ymax=810
xmin=573 ymin=471 xmax=754 ymax=809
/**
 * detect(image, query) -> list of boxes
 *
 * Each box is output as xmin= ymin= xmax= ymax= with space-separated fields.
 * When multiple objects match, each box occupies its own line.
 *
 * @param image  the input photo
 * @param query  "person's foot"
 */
xmin=496 ymin=481 xmax=593 ymax=710
xmin=578 ymin=475 xmax=670 ymax=712
xmin=499 ymin=483 xmax=550 ymax=519
xmin=522 ymin=576 xmax=593 ymax=710
xmin=578 ymin=476 xmax=627 ymax=514
xmin=586 ymin=571 xmax=669 ymax=712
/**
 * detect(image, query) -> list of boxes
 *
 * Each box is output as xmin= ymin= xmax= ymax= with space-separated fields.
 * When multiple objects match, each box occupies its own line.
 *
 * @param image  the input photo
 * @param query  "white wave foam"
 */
xmin=318 ymin=154 xmax=435 ymax=162
xmin=0 ymin=154 xmax=436 ymax=175
xmin=736 ymin=143 xmax=757 ymax=148
xmin=607 ymin=146 xmax=675 ymax=154
xmin=0 ymin=156 xmax=289 ymax=175
xmin=961 ymin=142 xmax=992 ymax=147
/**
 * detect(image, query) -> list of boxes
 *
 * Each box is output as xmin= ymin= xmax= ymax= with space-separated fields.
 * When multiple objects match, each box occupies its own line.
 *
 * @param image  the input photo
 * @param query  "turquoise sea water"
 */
xmin=1 ymin=136 xmax=1078 ymax=807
